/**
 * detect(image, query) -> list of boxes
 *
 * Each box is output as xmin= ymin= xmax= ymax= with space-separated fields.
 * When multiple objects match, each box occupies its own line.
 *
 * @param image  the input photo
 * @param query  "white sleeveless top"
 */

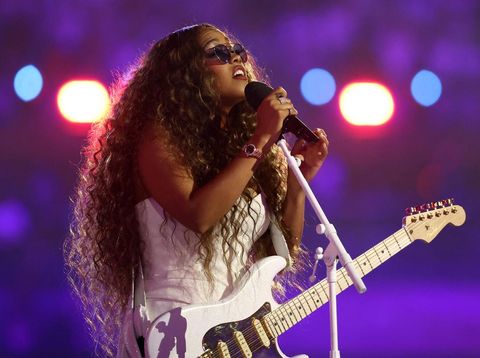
xmin=135 ymin=194 xmax=270 ymax=319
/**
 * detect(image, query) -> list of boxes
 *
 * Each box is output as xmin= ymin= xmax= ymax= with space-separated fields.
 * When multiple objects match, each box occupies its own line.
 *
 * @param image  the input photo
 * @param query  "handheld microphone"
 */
xmin=245 ymin=81 xmax=319 ymax=143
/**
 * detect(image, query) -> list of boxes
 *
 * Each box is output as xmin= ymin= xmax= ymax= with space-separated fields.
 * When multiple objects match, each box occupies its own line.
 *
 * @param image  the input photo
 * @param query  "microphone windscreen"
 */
xmin=245 ymin=81 xmax=273 ymax=110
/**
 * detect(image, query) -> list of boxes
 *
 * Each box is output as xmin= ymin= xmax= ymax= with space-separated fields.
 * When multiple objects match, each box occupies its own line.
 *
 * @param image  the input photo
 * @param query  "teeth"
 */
xmin=233 ymin=69 xmax=245 ymax=77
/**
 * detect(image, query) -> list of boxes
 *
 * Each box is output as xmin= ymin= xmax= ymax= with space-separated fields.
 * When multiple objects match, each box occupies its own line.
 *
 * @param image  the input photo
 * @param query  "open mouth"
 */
xmin=233 ymin=67 xmax=247 ymax=79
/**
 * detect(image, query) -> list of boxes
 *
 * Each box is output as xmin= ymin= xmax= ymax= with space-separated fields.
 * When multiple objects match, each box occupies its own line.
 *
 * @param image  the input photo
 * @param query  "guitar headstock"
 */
xmin=403 ymin=198 xmax=466 ymax=243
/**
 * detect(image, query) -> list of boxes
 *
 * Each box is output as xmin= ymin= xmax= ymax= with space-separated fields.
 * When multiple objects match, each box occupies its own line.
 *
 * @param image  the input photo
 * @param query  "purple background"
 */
xmin=1 ymin=1 xmax=479 ymax=357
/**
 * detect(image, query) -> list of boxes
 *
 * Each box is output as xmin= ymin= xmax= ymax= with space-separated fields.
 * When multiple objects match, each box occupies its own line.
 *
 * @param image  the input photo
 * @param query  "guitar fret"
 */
xmin=365 ymin=253 xmax=374 ymax=271
xmin=309 ymin=287 xmax=324 ymax=307
xmin=319 ymin=282 xmax=329 ymax=302
xmin=275 ymin=308 xmax=288 ymax=333
xmin=392 ymin=233 xmax=403 ymax=250
xmin=385 ymin=236 xmax=399 ymax=256
xmin=320 ymin=281 xmax=330 ymax=300
xmin=338 ymin=268 xmax=351 ymax=292
xmin=371 ymin=250 xmax=382 ymax=267
xmin=355 ymin=258 xmax=366 ymax=275
xmin=372 ymin=246 xmax=382 ymax=264
xmin=286 ymin=301 xmax=301 ymax=323
xmin=304 ymin=288 xmax=320 ymax=310
xmin=303 ymin=295 xmax=314 ymax=314
xmin=279 ymin=303 xmax=295 ymax=329
xmin=336 ymin=273 xmax=345 ymax=291
xmin=263 ymin=311 xmax=281 ymax=338
xmin=359 ymin=253 xmax=373 ymax=273
xmin=382 ymin=241 xmax=391 ymax=257
xmin=296 ymin=294 xmax=313 ymax=316
xmin=301 ymin=290 xmax=316 ymax=312
xmin=266 ymin=315 xmax=281 ymax=337
xmin=376 ymin=242 xmax=389 ymax=262
xmin=352 ymin=261 xmax=360 ymax=275
xmin=293 ymin=301 xmax=305 ymax=321
xmin=286 ymin=301 xmax=300 ymax=325
xmin=276 ymin=306 xmax=287 ymax=334
xmin=401 ymin=229 xmax=413 ymax=244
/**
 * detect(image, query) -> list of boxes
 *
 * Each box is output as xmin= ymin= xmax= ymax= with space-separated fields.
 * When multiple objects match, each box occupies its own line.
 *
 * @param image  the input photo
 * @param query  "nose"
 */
xmin=229 ymin=49 xmax=242 ymax=64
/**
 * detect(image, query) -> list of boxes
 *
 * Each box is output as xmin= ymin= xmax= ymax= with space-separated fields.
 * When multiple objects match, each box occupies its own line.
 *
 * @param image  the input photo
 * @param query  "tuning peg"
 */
xmin=405 ymin=206 xmax=417 ymax=215
xmin=415 ymin=204 xmax=426 ymax=213
xmin=442 ymin=198 xmax=454 ymax=206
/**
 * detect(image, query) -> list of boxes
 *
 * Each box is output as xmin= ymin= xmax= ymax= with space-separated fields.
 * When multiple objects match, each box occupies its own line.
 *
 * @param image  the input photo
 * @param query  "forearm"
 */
xmin=187 ymin=134 xmax=271 ymax=233
xmin=281 ymin=169 xmax=306 ymax=246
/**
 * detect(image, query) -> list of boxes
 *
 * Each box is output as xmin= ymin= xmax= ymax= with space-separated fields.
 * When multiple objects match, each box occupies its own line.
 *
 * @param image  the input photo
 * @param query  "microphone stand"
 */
xmin=276 ymin=137 xmax=367 ymax=358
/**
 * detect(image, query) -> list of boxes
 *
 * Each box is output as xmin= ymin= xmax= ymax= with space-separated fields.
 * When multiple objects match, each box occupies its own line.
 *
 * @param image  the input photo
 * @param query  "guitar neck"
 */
xmin=263 ymin=227 xmax=414 ymax=337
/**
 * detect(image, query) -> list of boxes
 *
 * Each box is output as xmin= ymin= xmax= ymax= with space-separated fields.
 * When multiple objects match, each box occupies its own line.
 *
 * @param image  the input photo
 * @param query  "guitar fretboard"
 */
xmin=263 ymin=227 xmax=413 ymax=337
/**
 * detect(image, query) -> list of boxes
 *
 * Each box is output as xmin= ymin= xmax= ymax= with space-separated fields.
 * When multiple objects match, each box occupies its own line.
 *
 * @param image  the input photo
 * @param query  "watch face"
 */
xmin=245 ymin=144 xmax=255 ymax=155
xmin=243 ymin=143 xmax=261 ymax=158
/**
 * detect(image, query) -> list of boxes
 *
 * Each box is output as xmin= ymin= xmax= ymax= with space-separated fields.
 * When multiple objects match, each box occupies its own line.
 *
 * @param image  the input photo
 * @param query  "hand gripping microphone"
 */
xmin=245 ymin=81 xmax=319 ymax=143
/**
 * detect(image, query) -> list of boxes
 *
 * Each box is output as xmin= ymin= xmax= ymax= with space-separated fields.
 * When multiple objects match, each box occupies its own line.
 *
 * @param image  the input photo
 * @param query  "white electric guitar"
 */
xmin=145 ymin=199 xmax=466 ymax=358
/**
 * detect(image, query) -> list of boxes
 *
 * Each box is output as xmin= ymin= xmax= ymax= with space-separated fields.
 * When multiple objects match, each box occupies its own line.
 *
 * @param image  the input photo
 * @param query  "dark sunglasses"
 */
xmin=205 ymin=43 xmax=248 ymax=64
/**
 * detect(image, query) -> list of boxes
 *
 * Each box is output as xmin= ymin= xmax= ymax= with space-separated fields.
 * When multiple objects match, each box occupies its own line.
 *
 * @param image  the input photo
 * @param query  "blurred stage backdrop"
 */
xmin=1 ymin=0 xmax=479 ymax=357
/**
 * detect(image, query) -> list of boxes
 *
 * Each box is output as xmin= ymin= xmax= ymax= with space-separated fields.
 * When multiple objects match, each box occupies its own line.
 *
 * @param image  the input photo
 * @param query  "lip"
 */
xmin=232 ymin=65 xmax=247 ymax=80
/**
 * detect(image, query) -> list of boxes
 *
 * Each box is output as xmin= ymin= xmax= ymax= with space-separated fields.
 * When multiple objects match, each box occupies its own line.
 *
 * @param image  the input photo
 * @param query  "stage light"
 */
xmin=300 ymin=68 xmax=336 ymax=105
xmin=57 ymin=80 xmax=110 ymax=123
xmin=339 ymin=82 xmax=394 ymax=126
xmin=411 ymin=70 xmax=442 ymax=106
xmin=13 ymin=65 xmax=43 ymax=102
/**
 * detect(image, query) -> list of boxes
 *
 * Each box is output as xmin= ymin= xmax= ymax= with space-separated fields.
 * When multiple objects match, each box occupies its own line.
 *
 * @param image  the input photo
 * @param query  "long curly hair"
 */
xmin=65 ymin=23 xmax=302 ymax=357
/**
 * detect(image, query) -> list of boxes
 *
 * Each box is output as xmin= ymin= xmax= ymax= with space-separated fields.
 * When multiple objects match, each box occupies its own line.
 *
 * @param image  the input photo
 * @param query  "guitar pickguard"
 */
xmin=201 ymin=302 xmax=281 ymax=357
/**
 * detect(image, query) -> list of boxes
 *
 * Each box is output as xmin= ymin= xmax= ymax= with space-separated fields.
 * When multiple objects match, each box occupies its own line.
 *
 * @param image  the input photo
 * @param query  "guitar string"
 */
xmin=204 ymin=210 xmax=451 ymax=357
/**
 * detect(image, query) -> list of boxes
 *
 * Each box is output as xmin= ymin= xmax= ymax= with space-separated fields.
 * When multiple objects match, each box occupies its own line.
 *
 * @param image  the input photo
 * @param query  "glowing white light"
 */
xmin=57 ymin=80 xmax=110 ymax=123
xmin=339 ymin=82 xmax=394 ymax=126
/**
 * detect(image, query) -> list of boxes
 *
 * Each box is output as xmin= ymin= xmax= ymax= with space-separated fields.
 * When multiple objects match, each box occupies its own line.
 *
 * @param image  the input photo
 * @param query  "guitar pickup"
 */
xmin=216 ymin=341 xmax=231 ymax=358
xmin=233 ymin=330 xmax=252 ymax=357
xmin=252 ymin=318 xmax=271 ymax=347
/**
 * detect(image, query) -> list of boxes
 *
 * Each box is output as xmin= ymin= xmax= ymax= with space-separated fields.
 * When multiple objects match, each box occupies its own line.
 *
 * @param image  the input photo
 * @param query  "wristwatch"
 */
xmin=242 ymin=143 xmax=263 ymax=159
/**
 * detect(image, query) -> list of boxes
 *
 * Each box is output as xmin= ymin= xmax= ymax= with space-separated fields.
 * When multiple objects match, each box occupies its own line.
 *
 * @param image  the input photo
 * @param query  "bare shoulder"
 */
xmin=137 ymin=125 xmax=195 ymax=218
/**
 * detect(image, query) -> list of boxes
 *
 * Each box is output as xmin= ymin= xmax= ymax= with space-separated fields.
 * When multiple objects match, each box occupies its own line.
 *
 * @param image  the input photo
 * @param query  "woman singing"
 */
xmin=65 ymin=23 xmax=329 ymax=357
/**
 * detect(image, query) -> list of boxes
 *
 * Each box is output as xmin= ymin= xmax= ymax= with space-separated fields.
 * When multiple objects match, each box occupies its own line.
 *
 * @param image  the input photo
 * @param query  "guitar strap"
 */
xmin=270 ymin=217 xmax=293 ymax=268
xmin=133 ymin=261 xmax=149 ymax=329
xmin=127 ymin=262 xmax=148 ymax=357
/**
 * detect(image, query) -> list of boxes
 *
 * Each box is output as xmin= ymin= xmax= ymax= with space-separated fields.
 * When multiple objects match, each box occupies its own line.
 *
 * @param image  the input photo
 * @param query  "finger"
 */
xmin=313 ymin=128 xmax=329 ymax=145
xmin=285 ymin=106 xmax=297 ymax=119
xmin=273 ymin=104 xmax=297 ymax=119
xmin=270 ymin=97 xmax=291 ymax=109
xmin=291 ymin=138 xmax=306 ymax=155
xmin=294 ymin=154 xmax=304 ymax=165
xmin=289 ymin=106 xmax=298 ymax=116
xmin=273 ymin=86 xmax=288 ymax=98
xmin=320 ymin=141 xmax=329 ymax=156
